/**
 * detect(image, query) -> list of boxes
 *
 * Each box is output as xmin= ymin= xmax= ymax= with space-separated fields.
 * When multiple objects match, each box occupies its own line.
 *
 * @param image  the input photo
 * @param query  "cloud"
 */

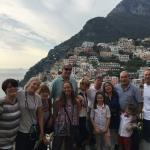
xmin=0 ymin=0 xmax=121 ymax=68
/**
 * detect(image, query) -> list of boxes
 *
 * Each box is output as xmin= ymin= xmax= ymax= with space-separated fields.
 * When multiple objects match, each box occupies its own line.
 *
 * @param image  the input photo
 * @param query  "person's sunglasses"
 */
xmin=64 ymin=68 xmax=72 ymax=71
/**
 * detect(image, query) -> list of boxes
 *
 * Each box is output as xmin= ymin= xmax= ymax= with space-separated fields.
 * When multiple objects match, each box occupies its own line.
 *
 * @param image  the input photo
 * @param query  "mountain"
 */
xmin=20 ymin=0 xmax=150 ymax=85
xmin=109 ymin=0 xmax=150 ymax=16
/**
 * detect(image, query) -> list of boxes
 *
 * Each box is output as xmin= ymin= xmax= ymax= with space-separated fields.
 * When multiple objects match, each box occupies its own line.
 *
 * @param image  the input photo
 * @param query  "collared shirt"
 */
xmin=50 ymin=76 xmax=78 ymax=101
xmin=90 ymin=104 xmax=111 ymax=130
xmin=115 ymin=83 xmax=143 ymax=111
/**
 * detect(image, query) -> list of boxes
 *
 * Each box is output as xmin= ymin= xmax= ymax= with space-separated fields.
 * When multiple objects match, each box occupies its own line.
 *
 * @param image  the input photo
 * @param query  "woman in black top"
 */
xmin=103 ymin=81 xmax=120 ymax=150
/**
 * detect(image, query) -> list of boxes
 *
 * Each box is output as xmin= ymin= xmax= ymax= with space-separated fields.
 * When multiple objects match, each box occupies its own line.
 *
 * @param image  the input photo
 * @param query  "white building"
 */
xmin=110 ymin=45 xmax=120 ymax=55
xmin=118 ymin=54 xmax=130 ymax=62
xmin=82 ymin=41 xmax=94 ymax=48
xmin=118 ymin=38 xmax=135 ymax=52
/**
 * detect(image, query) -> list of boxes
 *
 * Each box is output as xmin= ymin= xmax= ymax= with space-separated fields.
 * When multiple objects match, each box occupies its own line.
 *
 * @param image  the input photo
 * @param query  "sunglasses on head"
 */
xmin=64 ymin=68 xmax=72 ymax=71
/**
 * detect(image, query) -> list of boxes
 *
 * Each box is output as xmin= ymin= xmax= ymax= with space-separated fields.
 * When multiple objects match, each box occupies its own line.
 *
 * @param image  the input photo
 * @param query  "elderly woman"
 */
xmin=0 ymin=79 xmax=21 ymax=150
xmin=15 ymin=77 xmax=44 ymax=150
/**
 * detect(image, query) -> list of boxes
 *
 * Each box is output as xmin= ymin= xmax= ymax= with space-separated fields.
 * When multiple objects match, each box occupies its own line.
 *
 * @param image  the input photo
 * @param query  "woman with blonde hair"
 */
xmin=15 ymin=77 xmax=45 ymax=150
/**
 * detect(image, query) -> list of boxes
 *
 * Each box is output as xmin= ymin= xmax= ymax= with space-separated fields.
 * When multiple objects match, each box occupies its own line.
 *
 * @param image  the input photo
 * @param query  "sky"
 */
xmin=0 ymin=0 xmax=122 ymax=69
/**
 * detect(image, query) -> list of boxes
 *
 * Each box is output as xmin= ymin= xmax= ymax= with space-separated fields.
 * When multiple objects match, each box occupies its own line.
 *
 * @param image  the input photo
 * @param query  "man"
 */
xmin=115 ymin=71 xmax=143 ymax=112
xmin=86 ymin=75 xmax=103 ymax=149
xmin=50 ymin=64 xmax=78 ymax=102
xmin=87 ymin=75 xmax=103 ymax=109
xmin=143 ymin=69 xmax=150 ymax=143
xmin=115 ymin=71 xmax=143 ymax=150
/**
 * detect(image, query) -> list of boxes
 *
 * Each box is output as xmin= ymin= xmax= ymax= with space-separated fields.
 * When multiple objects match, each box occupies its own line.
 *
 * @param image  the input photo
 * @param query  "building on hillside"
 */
xmin=118 ymin=38 xmax=135 ymax=52
xmin=99 ymin=49 xmax=112 ymax=57
xmin=118 ymin=54 xmax=130 ymax=62
xmin=68 ymin=55 xmax=77 ymax=65
xmin=89 ymin=56 xmax=99 ymax=63
xmin=110 ymin=45 xmax=120 ymax=55
xmin=82 ymin=41 xmax=94 ymax=48
xmin=74 ymin=47 xmax=83 ymax=55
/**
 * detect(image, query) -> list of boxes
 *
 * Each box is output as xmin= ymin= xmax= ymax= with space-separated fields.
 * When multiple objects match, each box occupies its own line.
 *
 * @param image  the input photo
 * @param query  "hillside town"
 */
xmin=38 ymin=37 xmax=150 ymax=88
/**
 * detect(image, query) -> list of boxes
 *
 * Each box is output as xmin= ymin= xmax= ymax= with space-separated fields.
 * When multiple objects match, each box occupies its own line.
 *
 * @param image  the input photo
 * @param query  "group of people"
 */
xmin=0 ymin=63 xmax=150 ymax=150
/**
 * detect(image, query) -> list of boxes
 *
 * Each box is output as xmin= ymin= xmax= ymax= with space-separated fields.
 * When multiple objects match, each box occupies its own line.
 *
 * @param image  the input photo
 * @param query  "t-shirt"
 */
xmin=50 ymin=76 xmax=78 ymax=101
xmin=143 ymin=84 xmax=150 ymax=120
xmin=17 ymin=90 xmax=42 ymax=133
xmin=0 ymin=98 xmax=21 ymax=149
xmin=90 ymin=105 xmax=111 ymax=130
xmin=119 ymin=113 xmax=135 ymax=137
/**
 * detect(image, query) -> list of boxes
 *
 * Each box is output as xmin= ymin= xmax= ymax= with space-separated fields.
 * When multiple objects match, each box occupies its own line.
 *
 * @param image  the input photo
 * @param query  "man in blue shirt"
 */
xmin=115 ymin=71 xmax=143 ymax=112
xmin=50 ymin=64 xmax=78 ymax=102
xmin=115 ymin=71 xmax=143 ymax=150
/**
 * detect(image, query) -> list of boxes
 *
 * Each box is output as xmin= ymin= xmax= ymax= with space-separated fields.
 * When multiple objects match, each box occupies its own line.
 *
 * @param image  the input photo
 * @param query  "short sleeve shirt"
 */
xmin=90 ymin=105 xmax=111 ymax=130
xmin=50 ymin=76 xmax=78 ymax=101
xmin=115 ymin=83 xmax=143 ymax=111
xmin=17 ymin=90 xmax=42 ymax=133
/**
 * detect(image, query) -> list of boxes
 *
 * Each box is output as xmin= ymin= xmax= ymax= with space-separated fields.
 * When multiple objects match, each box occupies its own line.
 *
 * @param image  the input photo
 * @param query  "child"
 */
xmin=118 ymin=104 xmax=138 ymax=150
xmin=36 ymin=84 xmax=53 ymax=150
xmin=90 ymin=92 xmax=111 ymax=150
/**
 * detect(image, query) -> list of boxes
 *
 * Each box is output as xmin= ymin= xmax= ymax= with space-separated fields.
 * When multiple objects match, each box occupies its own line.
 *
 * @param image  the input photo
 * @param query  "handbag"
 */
xmin=25 ymin=92 xmax=39 ymax=141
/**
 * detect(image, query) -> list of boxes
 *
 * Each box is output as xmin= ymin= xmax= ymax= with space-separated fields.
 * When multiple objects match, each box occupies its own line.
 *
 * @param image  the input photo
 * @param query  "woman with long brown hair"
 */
xmin=52 ymin=81 xmax=80 ymax=150
xmin=103 ymin=81 xmax=120 ymax=150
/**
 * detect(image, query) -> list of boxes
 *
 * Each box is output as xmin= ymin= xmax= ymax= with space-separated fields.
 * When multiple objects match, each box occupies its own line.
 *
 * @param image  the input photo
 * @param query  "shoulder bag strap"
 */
xmin=25 ymin=91 xmax=36 ymax=124
xmin=64 ymin=106 xmax=74 ymax=126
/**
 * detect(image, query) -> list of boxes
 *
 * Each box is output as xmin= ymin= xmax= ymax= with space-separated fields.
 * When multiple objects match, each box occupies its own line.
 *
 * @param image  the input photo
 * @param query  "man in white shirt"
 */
xmin=86 ymin=75 xmax=103 ymax=148
xmin=87 ymin=75 xmax=103 ymax=109
xmin=143 ymin=69 xmax=150 ymax=143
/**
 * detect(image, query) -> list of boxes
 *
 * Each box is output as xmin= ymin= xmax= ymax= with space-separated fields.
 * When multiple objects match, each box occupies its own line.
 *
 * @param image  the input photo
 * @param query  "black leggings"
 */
xmin=15 ymin=131 xmax=36 ymax=150
xmin=143 ymin=119 xmax=150 ymax=142
xmin=52 ymin=136 xmax=74 ymax=150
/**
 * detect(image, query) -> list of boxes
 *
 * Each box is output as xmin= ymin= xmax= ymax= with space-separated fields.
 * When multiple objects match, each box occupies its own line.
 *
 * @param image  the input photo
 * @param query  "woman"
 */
xmin=0 ymin=79 xmax=21 ymax=150
xmin=103 ymin=82 xmax=120 ymax=150
xmin=15 ymin=77 xmax=45 ymax=150
xmin=78 ymin=78 xmax=90 ymax=149
xmin=52 ymin=81 xmax=79 ymax=150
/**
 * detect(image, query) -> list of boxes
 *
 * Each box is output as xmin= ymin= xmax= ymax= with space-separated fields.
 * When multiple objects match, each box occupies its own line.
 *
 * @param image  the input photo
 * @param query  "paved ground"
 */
xmin=140 ymin=140 xmax=150 ymax=150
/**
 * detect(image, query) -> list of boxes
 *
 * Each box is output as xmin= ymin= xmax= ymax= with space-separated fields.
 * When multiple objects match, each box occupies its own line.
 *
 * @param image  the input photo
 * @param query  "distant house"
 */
xmin=118 ymin=38 xmax=135 ymax=52
xmin=118 ymin=54 xmax=130 ymax=62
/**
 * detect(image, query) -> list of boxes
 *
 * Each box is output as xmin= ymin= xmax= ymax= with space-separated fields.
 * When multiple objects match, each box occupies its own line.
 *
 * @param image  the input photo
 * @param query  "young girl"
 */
xmin=118 ymin=104 xmax=138 ymax=150
xmin=36 ymin=84 xmax=53 ymax=150
xmin=90 ymin=92 xmax=111 ymax=150
xmin=37 ymin=84 xmax=53 ymax=134
xmin=52 ymin=81 xmax=79 ymax=150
